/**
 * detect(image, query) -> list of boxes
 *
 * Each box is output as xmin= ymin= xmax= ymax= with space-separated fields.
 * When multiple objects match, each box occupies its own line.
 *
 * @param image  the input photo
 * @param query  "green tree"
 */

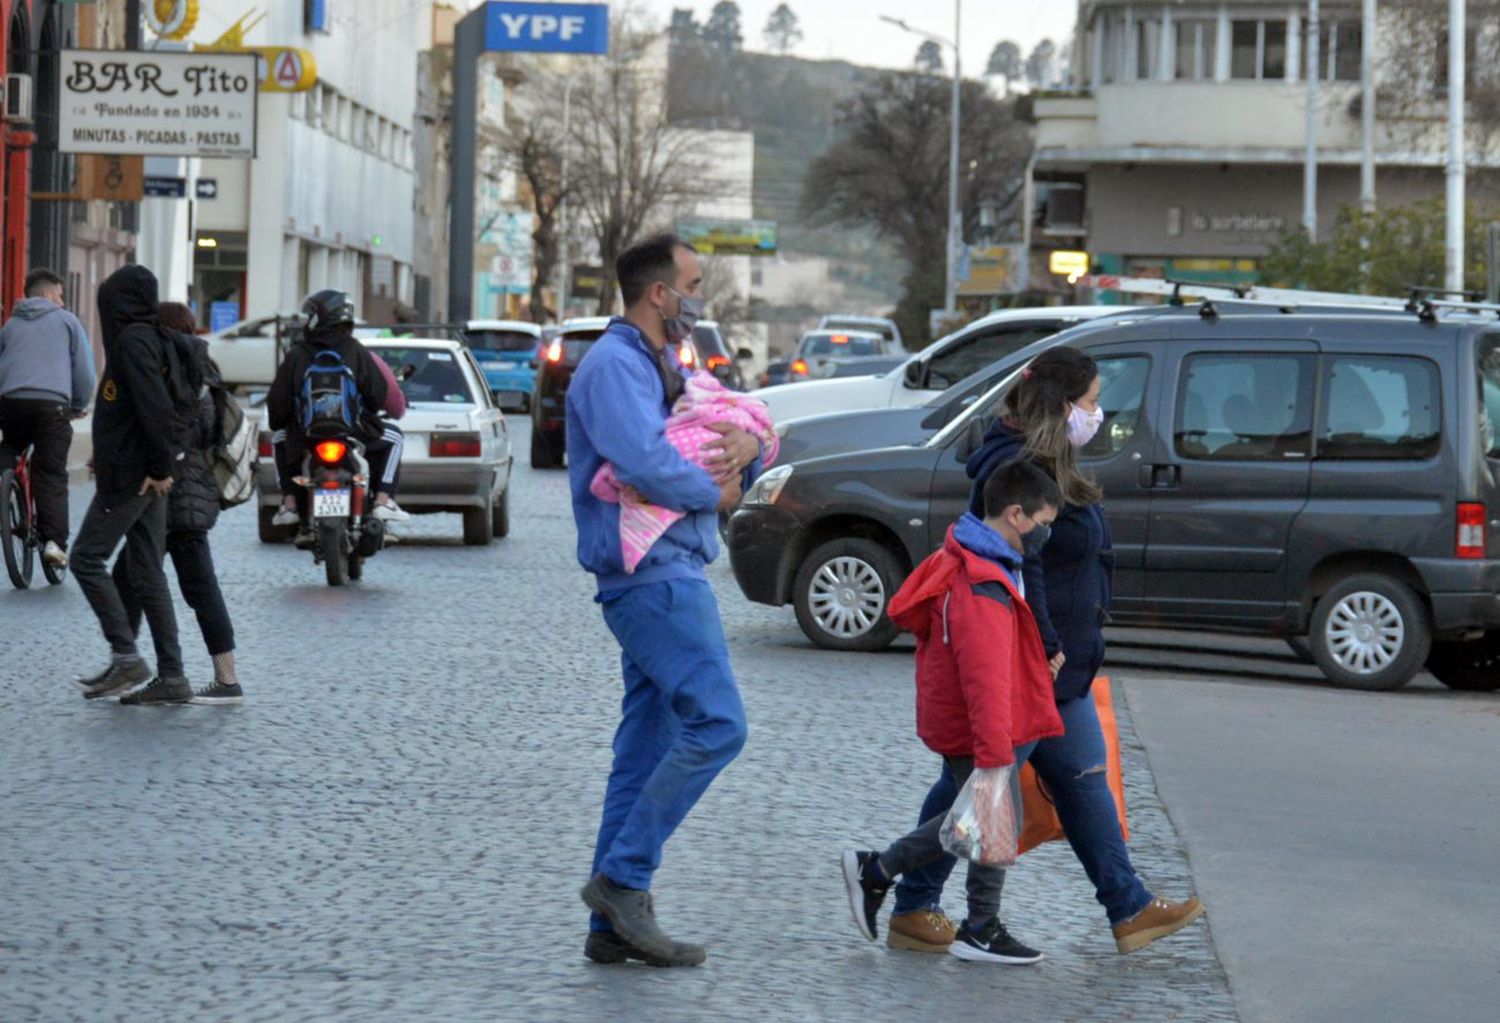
xmin=703 ymin=2 xmax=744 ymax=53
xmin=802 ymin=73 xmax=1032 ymax=344
xmin=986 ymin=40 xmax=1023 ymax=93
xmin=1259 ymin=199 xmax=1496 ymax=297
xmin=763 ymin=3 xmax=802 ymax=55
xmin=915 ymin=40 xmax=944 ymax=74
xmin=1025 ymin=39 xmax=1055 ymax=90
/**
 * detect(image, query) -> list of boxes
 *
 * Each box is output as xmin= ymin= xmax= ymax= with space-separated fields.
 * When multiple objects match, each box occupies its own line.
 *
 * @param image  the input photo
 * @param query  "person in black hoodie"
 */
xmin=71 ymin=265 xmax=193 ymax=705
xmin=112 ymin=302 xmax=243 ymax=705
xmin=893 ymin=346 xmax=1205 ymax=956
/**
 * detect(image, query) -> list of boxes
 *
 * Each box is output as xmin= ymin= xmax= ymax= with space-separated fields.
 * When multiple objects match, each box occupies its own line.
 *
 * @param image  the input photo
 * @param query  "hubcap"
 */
xmin=808 ymin=555 xmax=885 ymax=638
xmin=1325 ymin=591 xmax=1405 ymax=674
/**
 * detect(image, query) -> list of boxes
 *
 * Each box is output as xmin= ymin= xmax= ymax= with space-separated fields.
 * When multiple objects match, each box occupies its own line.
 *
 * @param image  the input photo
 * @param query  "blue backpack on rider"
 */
xmin=298 ymin=349 xmax=364 ymax=440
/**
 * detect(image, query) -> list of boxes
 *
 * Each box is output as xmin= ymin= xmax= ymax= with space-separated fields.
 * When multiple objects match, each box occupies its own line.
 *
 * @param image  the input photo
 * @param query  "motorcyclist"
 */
xmin=266 ymin=290 xmax=409 ymax=544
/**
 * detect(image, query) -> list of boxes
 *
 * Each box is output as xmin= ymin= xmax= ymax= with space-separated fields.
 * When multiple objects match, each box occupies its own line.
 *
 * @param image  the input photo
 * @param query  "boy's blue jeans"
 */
xmin=893 ymin=692 xmax=1153 ymax=925
xmin=589 ymin=578 xmax=748 ymax=932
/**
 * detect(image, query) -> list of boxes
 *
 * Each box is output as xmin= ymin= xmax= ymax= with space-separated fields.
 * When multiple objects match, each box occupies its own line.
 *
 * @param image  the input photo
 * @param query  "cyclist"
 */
xmin=265 ymin=290 xmax=409 ymax=544
xmin=0 ymin=268 xmax=96 ymax=569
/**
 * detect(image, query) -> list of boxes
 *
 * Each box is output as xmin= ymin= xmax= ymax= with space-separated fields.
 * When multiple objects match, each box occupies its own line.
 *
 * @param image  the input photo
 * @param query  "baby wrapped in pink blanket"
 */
xmin=590 ymin=370 xmax=779 ymax=572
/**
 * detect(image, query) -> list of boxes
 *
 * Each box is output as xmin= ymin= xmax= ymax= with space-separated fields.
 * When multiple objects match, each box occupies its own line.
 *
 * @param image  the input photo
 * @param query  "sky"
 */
xmin=648 ymin=1 xmax=1078 ymax=73
xmin=464 ymin=1 xmax=1080 ymax=75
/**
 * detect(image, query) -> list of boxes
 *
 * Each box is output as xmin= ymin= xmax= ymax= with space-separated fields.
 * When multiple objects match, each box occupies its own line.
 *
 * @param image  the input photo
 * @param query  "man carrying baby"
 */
xmin=567 ymin=232 xmax=764 ymax=968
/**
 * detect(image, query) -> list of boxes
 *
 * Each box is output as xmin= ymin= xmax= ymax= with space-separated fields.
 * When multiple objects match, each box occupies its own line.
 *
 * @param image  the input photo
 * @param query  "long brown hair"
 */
xmin=1002 ymin=346 xmax=1102 ymax=506
xmin=159 ymin=301 xmax=197 ymax=334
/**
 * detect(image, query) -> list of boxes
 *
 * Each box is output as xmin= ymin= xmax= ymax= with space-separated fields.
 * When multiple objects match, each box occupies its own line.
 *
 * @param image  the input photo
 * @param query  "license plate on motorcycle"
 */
xmin=313 ymin=489 xmax=351 ymax=517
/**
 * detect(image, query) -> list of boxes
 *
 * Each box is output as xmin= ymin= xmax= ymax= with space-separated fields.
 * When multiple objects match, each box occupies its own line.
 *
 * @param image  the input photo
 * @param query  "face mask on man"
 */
xmin=1021 ymin=520 xmax=1052 ymax=558
xmin=1067 ymin=403 xmax=1105 ymax=447
xmin=661 ymin=285 xmax=706 ymax=343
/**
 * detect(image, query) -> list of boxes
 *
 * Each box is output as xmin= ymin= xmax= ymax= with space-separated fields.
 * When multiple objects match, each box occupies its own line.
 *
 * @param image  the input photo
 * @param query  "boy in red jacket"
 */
xmin=841 ymin=459 xmax=1065 ymax=964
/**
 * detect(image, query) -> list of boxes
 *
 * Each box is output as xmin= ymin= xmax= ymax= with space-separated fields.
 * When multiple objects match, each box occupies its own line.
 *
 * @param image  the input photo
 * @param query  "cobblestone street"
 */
xmin=1 ymin=422 xmax=1234 ymax=1022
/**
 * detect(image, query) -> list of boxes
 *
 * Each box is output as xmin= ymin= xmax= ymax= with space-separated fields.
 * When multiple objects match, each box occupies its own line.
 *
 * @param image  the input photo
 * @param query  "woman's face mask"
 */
xmin=1066 ymin=403 xmax=1105 ymax=447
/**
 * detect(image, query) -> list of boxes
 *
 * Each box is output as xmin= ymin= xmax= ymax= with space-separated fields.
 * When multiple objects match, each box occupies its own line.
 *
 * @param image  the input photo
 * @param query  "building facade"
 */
xmin=193 ymin=0 xmax=426 ymax=325
xmin=1029 ymin=1 xmax=1500 ymax=295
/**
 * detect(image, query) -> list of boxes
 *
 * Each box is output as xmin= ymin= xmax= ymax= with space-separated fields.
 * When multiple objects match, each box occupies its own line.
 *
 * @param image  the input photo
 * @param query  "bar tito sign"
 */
xmin=483 ymin=2 xmax=609 ymax=53
xmin=58 ymin=51 xmax=257 ymax=159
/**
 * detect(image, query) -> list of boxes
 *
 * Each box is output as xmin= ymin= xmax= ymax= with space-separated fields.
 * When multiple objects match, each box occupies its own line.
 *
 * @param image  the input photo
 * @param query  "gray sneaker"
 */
xmin=77 ymin=657 xmax=152 ymax=700
xmin=580 ymin=875 xmax=706 ymax=966
xmin=119 ymin=676 xmax=193 ymax=706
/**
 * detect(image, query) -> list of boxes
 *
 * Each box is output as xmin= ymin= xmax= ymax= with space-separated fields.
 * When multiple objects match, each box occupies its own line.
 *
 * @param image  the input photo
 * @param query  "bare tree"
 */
xmin=505 ymin=116 xmax=569 ymax=323
xmin=1025 ymin=39 xmax=1056 ymax=91
xmin=565 ymin=30 xmax=719 ymax=313
xmin=698 ymin=255 xmax=749 ymax=337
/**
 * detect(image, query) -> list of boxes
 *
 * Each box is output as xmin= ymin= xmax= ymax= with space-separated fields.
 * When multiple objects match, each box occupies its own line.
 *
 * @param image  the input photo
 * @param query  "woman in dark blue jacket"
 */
xmin=891 ymin=347 xmax=1204 ymax=957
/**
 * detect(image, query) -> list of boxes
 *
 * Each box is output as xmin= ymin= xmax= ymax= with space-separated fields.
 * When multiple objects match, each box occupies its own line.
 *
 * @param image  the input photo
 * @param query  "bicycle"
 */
xmin=1 ymin=446 xmax=67 ymax=589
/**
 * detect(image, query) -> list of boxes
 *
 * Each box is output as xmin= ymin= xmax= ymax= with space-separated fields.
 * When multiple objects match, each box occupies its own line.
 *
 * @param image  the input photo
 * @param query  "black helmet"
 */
xmin=302 ymin=289 xmax=355 ymax=333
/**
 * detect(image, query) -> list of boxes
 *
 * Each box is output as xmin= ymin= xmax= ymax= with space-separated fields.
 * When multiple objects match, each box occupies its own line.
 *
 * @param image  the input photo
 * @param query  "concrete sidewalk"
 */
xmin=66 ymin=416 xmax=91 ymax=484
xmin=1121 ymin=671 xmax=1500 ymax=1023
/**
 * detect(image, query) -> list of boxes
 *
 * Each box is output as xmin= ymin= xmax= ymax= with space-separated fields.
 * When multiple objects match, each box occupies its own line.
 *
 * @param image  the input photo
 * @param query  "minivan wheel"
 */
xmin=1426 ymin=633 xmax=1500 ymax=692
xmin=1308 ymin=574 xmax=1431 ymax=691
xmin=793 ymin=538 xmax=903 ymax=652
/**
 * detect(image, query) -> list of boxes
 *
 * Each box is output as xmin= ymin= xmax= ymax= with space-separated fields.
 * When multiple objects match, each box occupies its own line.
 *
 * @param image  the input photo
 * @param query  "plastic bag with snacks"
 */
xmin=939 ymin=764 xmax=1020 ymax=867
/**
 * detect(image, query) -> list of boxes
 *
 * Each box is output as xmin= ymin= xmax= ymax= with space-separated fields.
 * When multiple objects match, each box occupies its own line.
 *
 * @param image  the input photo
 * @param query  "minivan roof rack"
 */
xmin=1078 ymin=274 xmax=1500 ymax=323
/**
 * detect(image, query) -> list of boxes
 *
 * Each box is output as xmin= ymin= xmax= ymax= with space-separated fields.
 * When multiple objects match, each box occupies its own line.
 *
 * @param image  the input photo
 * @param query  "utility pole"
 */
xmin=449 ymin=8 xmax=484 ymax=321
xmin=1303 ymin=0 xmax=1320 ymax=240
xmin=126 ymin=0 xmax=142 ymax=49
xmin=1445 ymin=0 xmax=1465 ymax=294
xmin=1359 ymin=0 xmax=1376 ymax=213
xmin=946 ymin=0 xmax=961 ymax=319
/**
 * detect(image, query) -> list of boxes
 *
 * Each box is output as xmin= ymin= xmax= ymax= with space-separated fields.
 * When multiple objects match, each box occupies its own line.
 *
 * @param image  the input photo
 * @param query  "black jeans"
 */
xmin=114 ymin=528 xmax=235 ymax=657
xmin=71 ymin=491 xmax=183 ymax=676
xmin=0 ymin=397 xmax=73 ymax=547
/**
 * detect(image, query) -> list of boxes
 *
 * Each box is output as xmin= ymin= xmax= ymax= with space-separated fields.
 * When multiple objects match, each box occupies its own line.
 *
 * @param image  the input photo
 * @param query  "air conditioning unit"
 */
xmin=5 ymin=73 xmax=33 ymax=123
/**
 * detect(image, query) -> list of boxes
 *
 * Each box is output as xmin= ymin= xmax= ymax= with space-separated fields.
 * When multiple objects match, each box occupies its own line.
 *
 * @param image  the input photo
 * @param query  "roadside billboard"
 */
xmin=676 ymin=218 xmax=778 ymax=257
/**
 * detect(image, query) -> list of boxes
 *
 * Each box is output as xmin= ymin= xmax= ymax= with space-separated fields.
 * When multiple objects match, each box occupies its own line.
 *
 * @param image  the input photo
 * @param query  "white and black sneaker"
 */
xmin=840 ymin=850 xmax=890 ymax=942
xmin=76 ymin=657 xmax=152 ymax=700
xmin=949 ymin=918 xmax=1044 ymax=965
xmin=191 ymin=681 xmax=244 ymax=705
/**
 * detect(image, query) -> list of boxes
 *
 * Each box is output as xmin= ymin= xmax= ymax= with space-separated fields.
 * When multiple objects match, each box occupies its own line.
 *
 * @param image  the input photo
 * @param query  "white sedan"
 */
xmin=255 ymin=337 xmax=513 ymax=546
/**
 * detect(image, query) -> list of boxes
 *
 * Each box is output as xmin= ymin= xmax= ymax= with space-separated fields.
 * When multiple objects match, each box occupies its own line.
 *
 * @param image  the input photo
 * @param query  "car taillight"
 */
xmin=791 ymin=359 xmax=809 ymax=376
xmin=678 ymin=341 xmax=695 ymax=367
xmin=315 ymin=440 xmax=347 ymax=464
xmin=706 ymin=354 xmax=729 ymax=370
xmin=431 ymin=432 xmax=482 ymax=458
xmin=547 ymin=339 xmax=563 ymax=363
xmin=1457 ymin=502 xmax=1486 ymax=558
xmin=257 ymin=432 xmax=273 ymax=458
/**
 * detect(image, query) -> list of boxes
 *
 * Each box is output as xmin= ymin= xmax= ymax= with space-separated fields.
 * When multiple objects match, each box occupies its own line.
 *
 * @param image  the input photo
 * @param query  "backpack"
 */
xmin=298 ymin=348 xmax=364 ymax=440
xmin=208 ymin=382 xmax=256 ymax=509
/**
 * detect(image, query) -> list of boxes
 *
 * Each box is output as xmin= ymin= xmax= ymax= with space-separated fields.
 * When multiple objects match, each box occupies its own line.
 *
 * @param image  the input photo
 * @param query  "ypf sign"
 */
xmin=482 ymin=2 xmax=609 ymax=54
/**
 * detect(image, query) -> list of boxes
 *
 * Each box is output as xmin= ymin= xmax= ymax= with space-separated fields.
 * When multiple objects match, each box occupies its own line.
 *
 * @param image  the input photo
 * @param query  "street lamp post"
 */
xmin=555 ymin=72 xmax=580 ymax=322
xmin=881 ymin=3 xmax=962 ymax=320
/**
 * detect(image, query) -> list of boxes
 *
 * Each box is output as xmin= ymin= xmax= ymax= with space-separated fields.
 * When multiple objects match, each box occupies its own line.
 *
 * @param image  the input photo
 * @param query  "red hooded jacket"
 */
xmin=887 ymin=525 xmax=1064 ymax=768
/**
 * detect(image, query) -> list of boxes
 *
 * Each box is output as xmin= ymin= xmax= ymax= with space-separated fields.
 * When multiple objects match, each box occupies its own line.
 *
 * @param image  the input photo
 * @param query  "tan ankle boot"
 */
xmin=1112 ymin=896 xmax=1205 ymax=953
xmin=887 ymin=909 xmax=957 ymax=952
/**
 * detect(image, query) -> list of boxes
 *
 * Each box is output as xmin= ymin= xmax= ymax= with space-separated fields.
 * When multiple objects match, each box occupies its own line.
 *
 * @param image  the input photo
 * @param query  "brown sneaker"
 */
xmin=887 ymin=909 xmax=958 ymax=953
xmin=1112 ymin=896 xmax=1206 ymax=953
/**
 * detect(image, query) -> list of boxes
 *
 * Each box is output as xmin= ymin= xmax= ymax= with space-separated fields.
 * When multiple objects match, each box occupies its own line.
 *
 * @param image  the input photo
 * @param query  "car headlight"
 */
xmin=743 ymin=464 xmax=793 ymax=506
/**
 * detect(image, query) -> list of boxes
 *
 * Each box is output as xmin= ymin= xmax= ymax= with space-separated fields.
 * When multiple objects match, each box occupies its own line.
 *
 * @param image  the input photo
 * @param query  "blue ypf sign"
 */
xmin=483 ymin=2 xmax=609 ymax=54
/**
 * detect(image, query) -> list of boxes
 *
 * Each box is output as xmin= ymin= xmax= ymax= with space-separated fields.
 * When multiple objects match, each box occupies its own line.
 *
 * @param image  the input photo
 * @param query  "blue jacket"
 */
xmin=0 ymin=296 xmax=95 ymax=411
xmin=965 ymin=422 xmax=1113 ymax=702
xmin=566 ymin=318 xmax=762 ymax=593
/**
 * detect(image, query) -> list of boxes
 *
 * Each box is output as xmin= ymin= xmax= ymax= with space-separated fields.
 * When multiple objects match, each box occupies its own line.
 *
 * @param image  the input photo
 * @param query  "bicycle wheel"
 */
xmin=0 ymin=470 xmax=34 ymax=589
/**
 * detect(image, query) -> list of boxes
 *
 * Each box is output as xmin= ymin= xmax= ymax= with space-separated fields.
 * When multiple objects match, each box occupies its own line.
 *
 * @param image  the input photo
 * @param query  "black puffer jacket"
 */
xmin=167 ymin=338 xmax=220 ymax=532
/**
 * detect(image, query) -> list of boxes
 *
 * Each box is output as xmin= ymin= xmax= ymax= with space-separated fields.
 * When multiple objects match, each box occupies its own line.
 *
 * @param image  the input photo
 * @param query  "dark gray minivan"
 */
xmin=729 ymin=303 xmax=1500 ymax=692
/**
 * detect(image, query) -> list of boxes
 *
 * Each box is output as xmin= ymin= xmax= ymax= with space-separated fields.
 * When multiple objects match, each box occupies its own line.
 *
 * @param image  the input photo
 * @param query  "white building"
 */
xmin=1028 ymin=0 xmax=1500 ymax=293
xmin=187 ymin=1 xmax=427 ymax=325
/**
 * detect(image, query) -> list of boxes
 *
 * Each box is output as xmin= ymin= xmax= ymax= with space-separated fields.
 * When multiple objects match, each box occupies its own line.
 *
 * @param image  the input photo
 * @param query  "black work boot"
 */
xmin=580 ymin=875 xmax=706 ymax=966
xmin=76 ymin=657 xmax=152 ymax=700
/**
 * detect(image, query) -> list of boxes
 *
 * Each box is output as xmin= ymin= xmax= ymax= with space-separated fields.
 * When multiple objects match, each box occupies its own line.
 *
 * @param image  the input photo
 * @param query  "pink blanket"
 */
xmin=590 ymin=371 xmax=779 ymax=572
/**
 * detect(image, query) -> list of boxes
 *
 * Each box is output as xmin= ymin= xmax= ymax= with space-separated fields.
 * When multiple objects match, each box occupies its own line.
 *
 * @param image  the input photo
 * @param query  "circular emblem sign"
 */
xmin=146 ymin=0 xmax=199 ymax=41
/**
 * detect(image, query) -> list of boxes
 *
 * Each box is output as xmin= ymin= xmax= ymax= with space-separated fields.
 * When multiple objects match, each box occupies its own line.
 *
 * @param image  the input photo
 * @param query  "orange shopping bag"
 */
xmin=1017 ymin=677 xmax=1130 ymax=855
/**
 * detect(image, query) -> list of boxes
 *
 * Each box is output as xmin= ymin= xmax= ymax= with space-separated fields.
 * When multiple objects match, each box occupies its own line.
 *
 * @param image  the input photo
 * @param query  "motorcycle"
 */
xmin=297 ymin=433 xmax=384 ymax=586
